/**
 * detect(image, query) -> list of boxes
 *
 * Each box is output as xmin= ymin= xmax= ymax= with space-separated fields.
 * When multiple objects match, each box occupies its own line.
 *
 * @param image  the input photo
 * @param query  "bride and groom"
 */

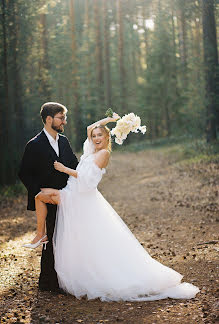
xmin=19 ymin=102 xmax=199 ymax=301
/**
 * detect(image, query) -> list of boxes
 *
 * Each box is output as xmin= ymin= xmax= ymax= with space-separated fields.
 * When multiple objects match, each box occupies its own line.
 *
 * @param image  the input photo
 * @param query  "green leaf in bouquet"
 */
xmin=105 ymin=108 xmax=114 ymax=118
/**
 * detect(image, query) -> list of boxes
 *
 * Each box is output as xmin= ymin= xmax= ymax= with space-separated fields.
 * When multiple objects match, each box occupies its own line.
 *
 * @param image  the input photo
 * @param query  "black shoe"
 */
xmin=56 ymin=288 xmax=67 ymax=295
xmin=39 ymin=286 xmax=67 ymax=295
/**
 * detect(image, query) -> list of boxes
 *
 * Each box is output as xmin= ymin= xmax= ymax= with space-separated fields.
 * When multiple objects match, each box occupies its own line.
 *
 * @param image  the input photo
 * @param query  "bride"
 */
xmin=35 ymin=113 xmax=199 ymax=301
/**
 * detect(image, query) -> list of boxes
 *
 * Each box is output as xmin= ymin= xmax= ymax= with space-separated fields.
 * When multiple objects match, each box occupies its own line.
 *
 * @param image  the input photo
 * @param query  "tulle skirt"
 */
xmin=53 ymin=178 xmax=199 ymax=301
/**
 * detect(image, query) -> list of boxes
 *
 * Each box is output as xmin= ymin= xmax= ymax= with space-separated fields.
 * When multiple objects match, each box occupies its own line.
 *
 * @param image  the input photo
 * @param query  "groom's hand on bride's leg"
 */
xmin=36 ymin=191 xmax=56 ymax=205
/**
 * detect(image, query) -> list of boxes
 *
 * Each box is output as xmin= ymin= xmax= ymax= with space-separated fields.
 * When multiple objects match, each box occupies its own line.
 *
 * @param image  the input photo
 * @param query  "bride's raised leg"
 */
xmin=31 ymin=189 xmax=60 ymax=244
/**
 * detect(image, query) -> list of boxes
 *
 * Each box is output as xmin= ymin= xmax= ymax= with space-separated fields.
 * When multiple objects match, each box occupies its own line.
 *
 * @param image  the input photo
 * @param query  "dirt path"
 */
xmin=0 ymin=150 xmax=218 ymax=324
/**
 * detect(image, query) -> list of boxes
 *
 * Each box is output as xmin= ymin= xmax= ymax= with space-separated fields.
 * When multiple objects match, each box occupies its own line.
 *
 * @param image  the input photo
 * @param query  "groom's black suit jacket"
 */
xmin=19 ymin=130 xmax=78 ymax=291
xmin=19 ymin=130 xmax=78 ymax=211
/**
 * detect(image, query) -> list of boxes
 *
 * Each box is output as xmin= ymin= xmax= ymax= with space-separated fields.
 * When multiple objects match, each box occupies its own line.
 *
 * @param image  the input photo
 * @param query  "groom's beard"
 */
xmin=51 ymin=123 xmax=64 ymax=133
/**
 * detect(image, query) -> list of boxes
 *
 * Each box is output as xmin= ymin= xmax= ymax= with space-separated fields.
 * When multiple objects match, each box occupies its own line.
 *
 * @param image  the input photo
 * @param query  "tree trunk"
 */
xmin=193 ymin=10 xmax=202 ymax=82
xmin=164 ymin=98 xmax=171 ymax=137
xmin=130 ymin=1 xmax=138 ymax=90
xmin=94 ymin=0 xmax=104 ymax=115
xmin=202 ymin=0 xmax=218 ymax=142
xmin=1 ymin=0 xmax=9 ymax=137
xmin=195 ymin=16 xmax=201 ymax=59
xmin=116 ymin=0 xmax=126 ymax=113
xmin=171 ymin=1 xmax=178 ymax=92
xmin=143 ymin=5 xmax=149 ymax=70
xmin=1 ymin=0 xmax=12 ymax=184
xmin=84 ymin=0 xmax=91 ymax=102
xmin=103 ymin=0 xmax=112 ymax=108
xmin=177 ymin=0 xmax=187 ymax=86
xmin=69 ymin=0 xmax=83 ymax=151
xmin=170 ymin=0 xmax=180 ymax=119
xmin=12 ymin=1 xmax=26 ymax=155
xmin=38 ymin=13 xmax=51 ymax=101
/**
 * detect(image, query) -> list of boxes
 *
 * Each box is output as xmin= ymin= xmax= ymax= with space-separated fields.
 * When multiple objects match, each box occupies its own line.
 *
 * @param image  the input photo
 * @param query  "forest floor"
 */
xmin=0 ymin=148 xmax=218 ymax=324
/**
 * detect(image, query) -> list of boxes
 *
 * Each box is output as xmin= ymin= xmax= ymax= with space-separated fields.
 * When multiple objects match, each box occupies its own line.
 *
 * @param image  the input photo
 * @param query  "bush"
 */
xmin=0 ymin=182 xmax=26 ymax=198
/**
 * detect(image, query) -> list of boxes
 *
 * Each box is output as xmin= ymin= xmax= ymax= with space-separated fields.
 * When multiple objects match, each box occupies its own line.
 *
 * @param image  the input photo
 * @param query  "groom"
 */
xmin=19 ymin=102 xmax=78 ymax=292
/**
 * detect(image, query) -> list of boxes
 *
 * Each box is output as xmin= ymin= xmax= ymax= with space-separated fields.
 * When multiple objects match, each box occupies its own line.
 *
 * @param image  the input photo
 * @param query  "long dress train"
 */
xmin=53 ymin=139 xmax=199 ymax=301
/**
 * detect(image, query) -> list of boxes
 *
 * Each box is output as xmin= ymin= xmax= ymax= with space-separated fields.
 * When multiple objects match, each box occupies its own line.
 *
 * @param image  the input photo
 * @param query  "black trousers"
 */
xmin=38 ymin=204 xmax=59 ymax=291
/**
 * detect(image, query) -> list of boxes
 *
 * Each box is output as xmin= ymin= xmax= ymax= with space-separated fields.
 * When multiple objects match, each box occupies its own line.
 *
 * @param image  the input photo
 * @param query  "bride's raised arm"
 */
xmin=87 ymin=113 xmax=120 ymax=140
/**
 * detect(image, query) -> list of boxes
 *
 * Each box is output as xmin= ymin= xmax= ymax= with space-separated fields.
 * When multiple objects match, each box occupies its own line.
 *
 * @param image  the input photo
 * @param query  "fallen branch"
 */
xmin=197 ymin=240 xmax=219 ymax=246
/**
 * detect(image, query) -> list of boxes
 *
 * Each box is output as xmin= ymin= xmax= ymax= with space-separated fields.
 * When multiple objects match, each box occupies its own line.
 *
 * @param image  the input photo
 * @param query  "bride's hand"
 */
xmin=110 ymin=113 xmax=120 ymax=122
xmin=54 ymin=161 xmax=66 ymax=173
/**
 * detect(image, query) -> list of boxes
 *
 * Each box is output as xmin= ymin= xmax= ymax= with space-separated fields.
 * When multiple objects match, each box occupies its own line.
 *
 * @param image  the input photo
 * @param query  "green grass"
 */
xmin=163 ymin=139 xmax=219 ymax=164
xmin=115 ymin=136 xmax=219 ymax=164
xmin=114 ymin=135 xmax=192 ymax=151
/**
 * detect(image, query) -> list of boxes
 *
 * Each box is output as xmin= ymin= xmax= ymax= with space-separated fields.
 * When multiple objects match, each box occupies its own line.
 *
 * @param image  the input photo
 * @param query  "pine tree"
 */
xmin=202 ymin=0 xmax=218 ymax=141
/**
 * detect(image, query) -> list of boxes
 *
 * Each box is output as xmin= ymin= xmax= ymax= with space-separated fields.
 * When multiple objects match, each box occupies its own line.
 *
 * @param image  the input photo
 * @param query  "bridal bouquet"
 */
xmin=106 ymin=108 xmax=146 ymax=145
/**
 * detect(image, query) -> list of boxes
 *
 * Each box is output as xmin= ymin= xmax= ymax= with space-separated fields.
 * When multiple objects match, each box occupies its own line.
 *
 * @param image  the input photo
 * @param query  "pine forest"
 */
xmin=0 ymin=0 xmax=218 ymax=185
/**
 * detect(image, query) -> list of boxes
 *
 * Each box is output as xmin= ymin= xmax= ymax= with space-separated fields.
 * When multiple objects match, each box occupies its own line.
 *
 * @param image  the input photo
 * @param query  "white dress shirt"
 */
xmin=43 ymin=128 xmax=59 ymax=157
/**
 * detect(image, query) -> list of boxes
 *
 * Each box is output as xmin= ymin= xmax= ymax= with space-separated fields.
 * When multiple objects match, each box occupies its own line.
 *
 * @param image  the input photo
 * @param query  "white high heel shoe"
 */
xmin=23 ymin=235 xmax=49 ymax=250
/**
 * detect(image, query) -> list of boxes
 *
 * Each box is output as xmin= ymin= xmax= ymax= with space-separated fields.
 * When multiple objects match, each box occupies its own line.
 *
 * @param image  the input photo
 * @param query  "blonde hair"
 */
xmin=91 ymin=125 xmax=112 ymax=152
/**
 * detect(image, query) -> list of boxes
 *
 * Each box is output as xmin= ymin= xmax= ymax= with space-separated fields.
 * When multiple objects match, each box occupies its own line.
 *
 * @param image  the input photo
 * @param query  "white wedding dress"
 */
xmin=53 ymin=139 xmax=199 ymax=301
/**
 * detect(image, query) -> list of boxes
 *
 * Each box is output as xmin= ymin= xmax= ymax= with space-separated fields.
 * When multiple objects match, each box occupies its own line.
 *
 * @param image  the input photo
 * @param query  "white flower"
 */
xmin=111 ymin=127 xmax=122 ymax=138
xmin=134 ymin=116 xmax=141 ymax=128
xmin=115 ymin=137 xmax=123 ymax=145
xmin=111 ymin=112 xmax=146 ymax=145
xmin=139 ymin=125 xmax=146 ymax=134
